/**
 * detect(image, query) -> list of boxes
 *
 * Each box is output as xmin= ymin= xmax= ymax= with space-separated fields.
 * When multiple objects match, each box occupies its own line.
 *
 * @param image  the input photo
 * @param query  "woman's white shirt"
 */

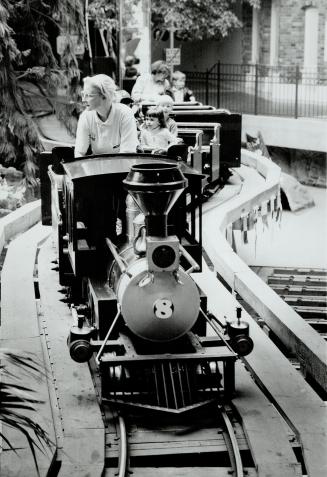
xmin=74 ymin=103 xmax=138 ymax=157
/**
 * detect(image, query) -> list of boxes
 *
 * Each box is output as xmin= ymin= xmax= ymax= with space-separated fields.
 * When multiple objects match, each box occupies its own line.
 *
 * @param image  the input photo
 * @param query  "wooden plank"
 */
xmin=123 ymin=469 xmax=257 ymax=477
xmin=127 ymin=424 xmax=246 ymax=446
xmin=194 ymin=268 xmax=326 ymax=477
xmin=0 ymin=223 xmax=56 ymax=476
xmin=241 ymin=320 xmax=327 ymax=477
xmin=233 ymin=363 xmax=302 ymax=477
xmin=128 ymin=441 xmax=246 ymax=457
xmin=37 ymin=236 xmax=105 ymax=476
xmin=128 ymin=429 xmax=230 ymax=444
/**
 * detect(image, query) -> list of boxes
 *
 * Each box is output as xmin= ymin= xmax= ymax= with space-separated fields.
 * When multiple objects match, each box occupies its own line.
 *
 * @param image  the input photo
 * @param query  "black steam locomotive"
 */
xmin=43 ymin=151 xmax=253 ymax=413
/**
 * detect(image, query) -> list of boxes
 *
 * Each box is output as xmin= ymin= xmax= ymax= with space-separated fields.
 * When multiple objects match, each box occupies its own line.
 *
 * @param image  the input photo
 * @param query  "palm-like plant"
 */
xmin=0 ymin=0 xmax=85 ymax=184
xmin=0 ymin=348 xmax=54 ymax=476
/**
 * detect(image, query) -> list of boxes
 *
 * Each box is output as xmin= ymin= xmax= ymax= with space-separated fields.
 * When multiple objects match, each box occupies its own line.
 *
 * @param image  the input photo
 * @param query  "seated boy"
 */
xmin=171 ymin=71 xmax=196 ymax=102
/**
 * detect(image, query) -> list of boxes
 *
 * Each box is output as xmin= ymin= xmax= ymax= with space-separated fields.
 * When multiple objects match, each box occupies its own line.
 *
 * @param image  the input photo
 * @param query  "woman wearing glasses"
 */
xmin=75 ymin=74 xmax=138 ymax=158
xmin=131 ymin=60 xmax=171 ymax=103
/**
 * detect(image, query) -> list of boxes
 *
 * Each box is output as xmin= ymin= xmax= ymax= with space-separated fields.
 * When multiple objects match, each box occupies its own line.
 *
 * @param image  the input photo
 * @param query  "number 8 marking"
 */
xmin=153 ymin=298 xmax=173 ymax=319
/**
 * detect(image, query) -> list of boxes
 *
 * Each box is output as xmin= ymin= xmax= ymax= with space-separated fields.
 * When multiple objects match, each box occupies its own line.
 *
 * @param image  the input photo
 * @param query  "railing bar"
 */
xmin=122 ymin=366 xmax=126 ymax=398
xmin=153 ymin=364 xmax=160 ymax=406
xmin=161 ymin=363 xmax=169 ymax=408
xmin=177 ymin=362 xmax=186 ymax=407
xmin=184 ymin=364 xmax=193 ymax=403
xmin=169 ymin=362 xmax=178 ymax=409
xmin=186 ymin=63 xmax=327 ymax=119
xmin=112 ymin=366 xmax=116 ymax=397
xmin=129 ymin=366 xmax=133 ymax=396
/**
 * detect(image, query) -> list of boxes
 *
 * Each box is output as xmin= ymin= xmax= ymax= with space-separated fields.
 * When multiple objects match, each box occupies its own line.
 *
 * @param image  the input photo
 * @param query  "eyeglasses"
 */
xmin=81 ymin=92 xmax=99 ymax=99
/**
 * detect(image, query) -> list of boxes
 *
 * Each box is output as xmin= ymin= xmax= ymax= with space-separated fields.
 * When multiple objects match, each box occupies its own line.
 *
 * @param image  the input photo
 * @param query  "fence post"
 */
xmin=295 ymin=65 xmax=299 ymax=119
xmin=205 ymin=69 xmax=209 ymax=105
xmin=217 ymin=61 xmax=221 ymax=108
xmin=254 ymin=63 xmax=259 ymax=115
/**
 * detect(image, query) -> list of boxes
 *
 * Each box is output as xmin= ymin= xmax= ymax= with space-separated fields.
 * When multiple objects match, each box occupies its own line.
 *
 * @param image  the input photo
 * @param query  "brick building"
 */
xmin=152 ymin=0 xmax=327 ymax=72
xmin=242 ymin=0 xmax=327 ymax=69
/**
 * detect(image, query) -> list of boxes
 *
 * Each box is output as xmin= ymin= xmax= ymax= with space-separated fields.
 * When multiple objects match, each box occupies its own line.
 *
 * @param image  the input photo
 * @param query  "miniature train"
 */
xmin=41 ymin=149 xmax=253 ymax=413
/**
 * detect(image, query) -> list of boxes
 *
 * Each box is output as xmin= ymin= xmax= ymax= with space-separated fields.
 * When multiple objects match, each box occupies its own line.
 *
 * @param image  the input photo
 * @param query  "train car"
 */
xmin=137 ymin=102 xmax=242 ymax=186
xmin=172 ymin=109 xmax=242 ymax=184
xmin=43 ymin=151 xmax=253 ymax=413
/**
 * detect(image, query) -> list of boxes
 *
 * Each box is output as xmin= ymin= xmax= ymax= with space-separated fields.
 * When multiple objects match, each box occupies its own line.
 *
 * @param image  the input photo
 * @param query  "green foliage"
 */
xmin=88 ymin=0 xmax=119 ymax=31
xmin=0 ymin=1 xmax=39 ymax=182
xmin=152 ymin=0 xmax=261 ymax=41
xmin=0 ymin=348 xmax=54 ymax=476
xmin=1 ymin=0 xmax=261 ymax=182
xmin=0 ymin=0 xmax=84 ymax=183
xmin=87 ymin=0 xmax=139 ymax=79
xmin=87 ymin=0 xmax=139 ymax=31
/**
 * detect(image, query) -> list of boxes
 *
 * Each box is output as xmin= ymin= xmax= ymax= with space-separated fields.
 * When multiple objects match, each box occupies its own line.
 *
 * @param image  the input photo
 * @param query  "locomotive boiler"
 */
xmin=46 ymin=152 xmax=253 ymax=412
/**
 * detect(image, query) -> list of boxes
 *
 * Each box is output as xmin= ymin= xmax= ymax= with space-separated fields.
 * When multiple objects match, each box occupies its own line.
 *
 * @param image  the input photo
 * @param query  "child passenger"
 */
xmin=156 ymin=95 xmax=178 ymax=137
xmin=140 ymin=106 xmax=177 ymax=154
xmin=171 ymin=71 xmax=196 ymax=103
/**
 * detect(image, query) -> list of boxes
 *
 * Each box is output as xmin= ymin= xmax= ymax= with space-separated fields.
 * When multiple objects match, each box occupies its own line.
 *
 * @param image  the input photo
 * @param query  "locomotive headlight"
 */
xmin=232 ymin=335 xmax=254 ymax=357
xmin=227 ymin=319 xmax=254 ymax=357
xmin=152 ymin=245 xmax=176 ymax=269
xmin=146 ymin=236 xmax=180 ymax=272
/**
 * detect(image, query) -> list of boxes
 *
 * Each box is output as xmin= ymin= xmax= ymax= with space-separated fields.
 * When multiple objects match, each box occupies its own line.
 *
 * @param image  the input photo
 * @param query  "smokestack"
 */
xmin=123 ymin=162 xmax=187 ymax=237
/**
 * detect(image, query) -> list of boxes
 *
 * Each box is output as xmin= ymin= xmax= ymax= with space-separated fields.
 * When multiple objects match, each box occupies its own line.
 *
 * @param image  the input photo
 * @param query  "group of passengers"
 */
xmin=74 ymin=61 xmax=195 ymax=158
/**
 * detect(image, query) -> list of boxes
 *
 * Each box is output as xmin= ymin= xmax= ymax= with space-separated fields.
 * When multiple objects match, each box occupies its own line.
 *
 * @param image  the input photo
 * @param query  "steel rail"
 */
xmin=117 ymin=415 xmax=128 ymax=477
xmin=219 ymin=404 xmax=244 ymax=477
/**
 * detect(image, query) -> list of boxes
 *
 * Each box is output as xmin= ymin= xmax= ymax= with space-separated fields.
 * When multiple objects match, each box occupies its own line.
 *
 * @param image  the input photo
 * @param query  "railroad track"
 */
xmin=1 ymin=225 xmax=326 ymax=476
xmin=89 ymin=351 xmax=255 ymax=477
xmin=128 ymin=408 xmax=252 ymax=475
xmin=0 ymin=225 xmax=256 ymax=477
xmin=267 ymin=267 xmax=327 ymax=340
xmin=102 ymin=403 xmax=254 ymax=477
xmin=235 ymin=266 xmax=327 ymax=395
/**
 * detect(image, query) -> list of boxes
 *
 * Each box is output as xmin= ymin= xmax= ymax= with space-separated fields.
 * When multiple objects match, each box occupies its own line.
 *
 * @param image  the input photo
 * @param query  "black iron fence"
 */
xmin=185 ymin=62 xmax=327 ymax=118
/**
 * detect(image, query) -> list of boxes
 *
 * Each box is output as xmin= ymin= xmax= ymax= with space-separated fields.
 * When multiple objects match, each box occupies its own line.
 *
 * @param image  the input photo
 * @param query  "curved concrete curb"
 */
xmin=0 ymin=223 xmax=56 ymax=476
xmin=0 ymin=200 xmax=41 ymax=254
xmin=202 ymin=149 xmax=326 ymax=392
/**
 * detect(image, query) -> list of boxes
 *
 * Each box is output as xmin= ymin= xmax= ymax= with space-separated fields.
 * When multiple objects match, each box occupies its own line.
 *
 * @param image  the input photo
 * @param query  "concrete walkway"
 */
xmin=233 ymin=185 xmax=327 ymax=268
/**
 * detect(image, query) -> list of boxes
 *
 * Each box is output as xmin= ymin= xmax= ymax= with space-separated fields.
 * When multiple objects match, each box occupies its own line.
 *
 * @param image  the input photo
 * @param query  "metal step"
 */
xmin=272 ymin=268 xmax=327 ymax=277
xmin=268 ymin=275 xmax=327 ymax=287
xmin=283 ymin=296 xmax=327 ymax=307
xmin=271 ymin=285 xmax=327 ymax=296
xmin=292 ymin=306 xmax=327 ymax=319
